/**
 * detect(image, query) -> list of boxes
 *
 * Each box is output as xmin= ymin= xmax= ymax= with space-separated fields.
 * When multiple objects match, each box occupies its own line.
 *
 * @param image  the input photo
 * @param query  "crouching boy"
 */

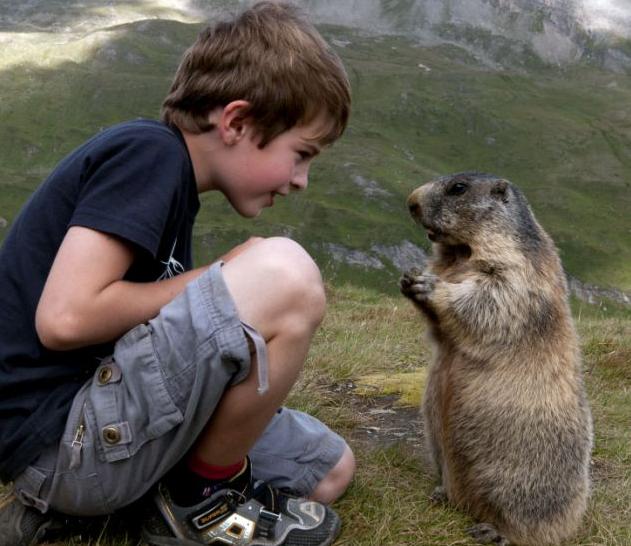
xmin=0 ymin=3 xmax=354 ymax=545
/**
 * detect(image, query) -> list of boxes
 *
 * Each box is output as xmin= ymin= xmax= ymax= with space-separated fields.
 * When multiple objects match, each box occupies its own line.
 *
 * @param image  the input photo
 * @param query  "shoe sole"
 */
xmin=142 ymin=510 xmax=341 ymax=546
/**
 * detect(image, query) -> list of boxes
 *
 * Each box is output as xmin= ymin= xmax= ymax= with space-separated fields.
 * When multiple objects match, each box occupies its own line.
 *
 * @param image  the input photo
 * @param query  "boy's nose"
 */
xmin=291 ymin=171 xmax=309 ymax=191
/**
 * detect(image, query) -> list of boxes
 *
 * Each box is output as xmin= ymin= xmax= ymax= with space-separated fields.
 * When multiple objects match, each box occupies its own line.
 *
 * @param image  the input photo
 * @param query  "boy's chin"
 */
xmin=235 ymin=205 xmax=264 ymax=218
xmin=227 ymin=198 xmax=265 ymax=218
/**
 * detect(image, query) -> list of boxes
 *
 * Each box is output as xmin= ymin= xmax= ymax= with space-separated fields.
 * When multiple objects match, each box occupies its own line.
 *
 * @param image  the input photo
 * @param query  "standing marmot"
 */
xmin=400 ymin=172 xmax=592 ymax=546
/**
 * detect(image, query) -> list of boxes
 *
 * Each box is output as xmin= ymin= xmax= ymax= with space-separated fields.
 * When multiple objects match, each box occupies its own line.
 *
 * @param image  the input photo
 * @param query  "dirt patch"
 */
xmin=330 ymin=380 xmax=425 ymax=455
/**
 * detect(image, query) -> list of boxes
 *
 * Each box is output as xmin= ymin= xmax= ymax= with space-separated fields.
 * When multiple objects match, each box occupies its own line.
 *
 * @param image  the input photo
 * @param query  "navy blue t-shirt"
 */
xmin=0 ymin=120 xmax=199 ymax=482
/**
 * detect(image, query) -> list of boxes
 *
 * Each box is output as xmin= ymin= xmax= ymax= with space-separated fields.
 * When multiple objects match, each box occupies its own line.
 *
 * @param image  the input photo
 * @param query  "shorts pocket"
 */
xmin=89 ymin=324 xmax=184 ymax=463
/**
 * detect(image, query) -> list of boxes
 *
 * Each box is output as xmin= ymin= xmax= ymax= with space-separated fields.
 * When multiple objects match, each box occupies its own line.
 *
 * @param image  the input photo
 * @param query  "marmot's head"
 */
xmin=407 ymin=172 xmax=543 ymax=252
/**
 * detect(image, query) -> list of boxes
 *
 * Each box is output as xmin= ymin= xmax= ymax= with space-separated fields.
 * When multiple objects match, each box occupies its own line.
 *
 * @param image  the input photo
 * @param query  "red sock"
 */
xmin=186 ymin=455 xmax=245 ymax=481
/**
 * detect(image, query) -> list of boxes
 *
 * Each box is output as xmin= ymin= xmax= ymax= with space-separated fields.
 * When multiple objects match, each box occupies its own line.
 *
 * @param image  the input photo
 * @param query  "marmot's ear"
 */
xmin=491 ymin=179 xmax=509 ymax=203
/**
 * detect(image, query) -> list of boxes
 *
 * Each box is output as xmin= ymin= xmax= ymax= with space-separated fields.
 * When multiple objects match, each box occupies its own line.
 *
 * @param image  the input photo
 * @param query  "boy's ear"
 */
xmin=216 ymin=100 xmax=252 ymax=145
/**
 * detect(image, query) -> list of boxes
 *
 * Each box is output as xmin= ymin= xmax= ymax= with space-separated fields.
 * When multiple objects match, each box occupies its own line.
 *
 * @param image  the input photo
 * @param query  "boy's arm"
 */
xmin=36 ymin=227 xmax=264 ymax=351
xmin=36 ymin=226 xmax=207 ymax=351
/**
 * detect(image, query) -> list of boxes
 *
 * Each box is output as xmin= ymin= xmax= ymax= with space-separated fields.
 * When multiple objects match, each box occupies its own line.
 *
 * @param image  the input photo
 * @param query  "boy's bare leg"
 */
xmin=191 ymin=237 xmax=353 ymax=502
xmin=310 ymin=444 xmax=355 ymax=504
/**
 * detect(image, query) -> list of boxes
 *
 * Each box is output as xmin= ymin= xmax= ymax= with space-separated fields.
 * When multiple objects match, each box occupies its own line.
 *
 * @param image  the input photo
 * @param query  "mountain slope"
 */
xmin=0 ymin=1 xmax=629 ymax=296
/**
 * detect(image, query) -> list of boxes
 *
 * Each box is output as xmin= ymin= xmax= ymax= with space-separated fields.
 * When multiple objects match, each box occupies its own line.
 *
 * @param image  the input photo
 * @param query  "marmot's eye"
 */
xmin=447 ymin=182 xmax=468 ymax=196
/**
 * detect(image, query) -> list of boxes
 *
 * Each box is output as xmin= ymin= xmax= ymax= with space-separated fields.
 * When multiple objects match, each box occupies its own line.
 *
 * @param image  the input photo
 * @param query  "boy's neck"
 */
xmin=179 ymin=127 xmax=220 ymax=194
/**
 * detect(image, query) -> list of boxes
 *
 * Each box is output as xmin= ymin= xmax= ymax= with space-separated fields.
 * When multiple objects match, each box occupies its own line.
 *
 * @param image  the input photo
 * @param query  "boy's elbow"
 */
xmin=35 ymin=306 xmax=85 ymax=351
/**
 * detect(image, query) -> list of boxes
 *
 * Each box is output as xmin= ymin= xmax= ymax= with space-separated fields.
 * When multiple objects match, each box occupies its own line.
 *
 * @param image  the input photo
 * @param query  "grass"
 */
xmin=300 ymin=286 xmax=631 ymax=546
xmin=5 ymin=284 xmax=626 ymax=545
xmin=1 ymin=21 xmax=631 ymax=293
xmin=1 ymin=5 xmax=630 ymax=544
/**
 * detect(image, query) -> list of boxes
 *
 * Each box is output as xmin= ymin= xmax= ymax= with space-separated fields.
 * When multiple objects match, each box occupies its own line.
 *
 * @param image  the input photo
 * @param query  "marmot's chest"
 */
xmin=432 ymin=261 xmax=476 ymax=283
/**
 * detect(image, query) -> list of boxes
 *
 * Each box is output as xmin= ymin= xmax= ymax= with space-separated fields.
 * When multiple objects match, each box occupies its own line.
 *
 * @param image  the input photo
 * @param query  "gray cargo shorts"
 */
xmin=13 ymin=262 xmax=347 ymax=516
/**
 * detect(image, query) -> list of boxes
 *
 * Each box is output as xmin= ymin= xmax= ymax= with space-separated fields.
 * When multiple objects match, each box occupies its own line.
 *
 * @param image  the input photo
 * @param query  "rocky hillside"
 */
xmin=186 ymin=0 xmax=631 ymax=71
xmin=295 ymin=0 xmax=631 ymax=70
xmin=0 ymin=0 xmax=629 ymax=305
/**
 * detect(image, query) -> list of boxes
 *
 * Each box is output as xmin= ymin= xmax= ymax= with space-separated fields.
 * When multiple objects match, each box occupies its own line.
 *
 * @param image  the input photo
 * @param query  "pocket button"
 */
xmin=103 ymin=426 xmax=121 ymax=444
xmin=97 ymin=366 xmax=113 ymax=385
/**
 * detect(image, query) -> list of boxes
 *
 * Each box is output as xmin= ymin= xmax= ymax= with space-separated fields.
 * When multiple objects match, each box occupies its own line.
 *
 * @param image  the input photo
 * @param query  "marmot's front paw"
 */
xmin=399 ymin=270 xmax=437 ymax=302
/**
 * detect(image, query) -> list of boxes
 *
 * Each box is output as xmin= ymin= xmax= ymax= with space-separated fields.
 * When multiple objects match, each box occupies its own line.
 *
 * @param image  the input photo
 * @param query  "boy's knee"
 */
xmin=260 ymin=237 xmax=320 ymax=277
xmin=221 ymin=237 xmax=325 ymax=332
xmin=256 ymin=237 xmax=325 ymax=323
xmin=310 ymin=444 xmax=356 ymax=504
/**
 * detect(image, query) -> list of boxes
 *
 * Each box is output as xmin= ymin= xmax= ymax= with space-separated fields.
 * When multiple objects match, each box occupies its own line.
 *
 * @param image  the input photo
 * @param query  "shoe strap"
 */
xmin=255 ymin=508 xmax=281 ymax=540
xmin=251 ymin=481 xmax=280 ymax=513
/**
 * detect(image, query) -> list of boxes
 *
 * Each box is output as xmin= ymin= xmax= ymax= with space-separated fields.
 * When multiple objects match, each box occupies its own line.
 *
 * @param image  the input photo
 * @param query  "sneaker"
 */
xmin=0 ymin=490 xmax=55 ymax=546
xmin=142 ymin=459 xmax=341 ymax=546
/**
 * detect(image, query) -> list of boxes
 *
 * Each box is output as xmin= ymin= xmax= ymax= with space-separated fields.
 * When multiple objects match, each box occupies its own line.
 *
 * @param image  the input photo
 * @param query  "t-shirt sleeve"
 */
xmin=69 ymin=128 xmax=187 ymax=258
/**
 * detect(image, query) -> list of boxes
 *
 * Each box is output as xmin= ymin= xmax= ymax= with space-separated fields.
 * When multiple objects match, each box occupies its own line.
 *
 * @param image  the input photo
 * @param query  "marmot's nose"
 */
xmin=407 ymin=187 xmax=425 ymax=219
xmin=408 ymin=201 xmax=421 ymax=218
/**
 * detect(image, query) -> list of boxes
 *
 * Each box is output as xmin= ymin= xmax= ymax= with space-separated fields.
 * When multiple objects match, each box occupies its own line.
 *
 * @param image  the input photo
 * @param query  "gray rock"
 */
xmin=372 ymin=240 xmax=427 ymax=271
xmin=351 ymin=175 xmax=392 ymax=199
xmin=567 ymin=275 xmax=630 ymax=307
xmin=324 ymin=243 xmax=385 ymax=269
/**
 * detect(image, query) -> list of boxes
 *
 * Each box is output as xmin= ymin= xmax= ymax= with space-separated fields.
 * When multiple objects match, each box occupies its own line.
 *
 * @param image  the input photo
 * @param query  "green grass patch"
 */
xmin=1 ymin=11 xmax=630 ymax=545
xmin=1 ymin=24 xmax=630 ymax=291
xmin=354 ymin=370 xmax=426 ymax=407
xmin=3 ymin=285 xmax=626 ymax=545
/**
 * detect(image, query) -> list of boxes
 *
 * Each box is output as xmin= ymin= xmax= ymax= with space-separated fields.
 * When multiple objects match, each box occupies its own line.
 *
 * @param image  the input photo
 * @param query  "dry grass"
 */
xmin=4 ymin=285 xmax=630 ymax=545
xmin=296 ymin=286 xmax=631 ymax=546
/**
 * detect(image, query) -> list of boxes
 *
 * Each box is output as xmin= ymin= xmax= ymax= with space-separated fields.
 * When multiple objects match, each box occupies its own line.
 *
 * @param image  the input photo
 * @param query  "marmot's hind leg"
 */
xmin=467 ymin=523 xmax=510 ymax=545
xmin=429 ymin=485 xmax=448 ymax=504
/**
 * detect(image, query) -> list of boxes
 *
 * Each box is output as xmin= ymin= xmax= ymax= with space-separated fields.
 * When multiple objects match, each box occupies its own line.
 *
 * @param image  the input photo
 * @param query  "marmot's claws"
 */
xmin=411 ymin=283 xmax=432 ymax=294
xmin=401 ymin=272 xmax=435 ymax=302
xmin=467 ymin=523 xmax=510 ymax=545
xmin=430 ymin=486 xmax=448 ymax=504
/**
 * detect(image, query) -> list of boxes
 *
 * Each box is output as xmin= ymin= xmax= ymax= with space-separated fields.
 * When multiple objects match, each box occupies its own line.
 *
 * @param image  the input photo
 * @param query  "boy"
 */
xmin=0 ymin=3 xmax=355 ymax=545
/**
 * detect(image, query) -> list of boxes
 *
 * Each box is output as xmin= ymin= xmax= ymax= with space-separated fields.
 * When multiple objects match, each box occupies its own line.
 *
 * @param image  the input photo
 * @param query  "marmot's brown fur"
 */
xmin=400 ymin=172 xmax=592 ymax=546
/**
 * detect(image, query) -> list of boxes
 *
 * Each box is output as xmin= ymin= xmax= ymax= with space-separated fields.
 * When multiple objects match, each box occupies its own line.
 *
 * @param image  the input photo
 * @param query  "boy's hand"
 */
xmin=220 ymin=237 xmax=265 ymax=263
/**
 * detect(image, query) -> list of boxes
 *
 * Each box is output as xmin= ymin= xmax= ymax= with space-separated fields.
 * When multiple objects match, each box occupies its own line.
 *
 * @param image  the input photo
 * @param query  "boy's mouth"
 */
xmin=270 ymin=191 xmax=288 ymax=205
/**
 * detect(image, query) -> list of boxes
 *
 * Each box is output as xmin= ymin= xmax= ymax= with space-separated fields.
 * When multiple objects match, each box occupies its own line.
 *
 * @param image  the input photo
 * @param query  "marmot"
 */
xmin=400 ymin=172 xmax=592 ymax=546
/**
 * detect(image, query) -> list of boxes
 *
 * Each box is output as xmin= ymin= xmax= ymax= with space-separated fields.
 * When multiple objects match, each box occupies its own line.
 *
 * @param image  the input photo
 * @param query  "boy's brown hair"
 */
xmin=161 ymin=1 xmax=351 ymax=147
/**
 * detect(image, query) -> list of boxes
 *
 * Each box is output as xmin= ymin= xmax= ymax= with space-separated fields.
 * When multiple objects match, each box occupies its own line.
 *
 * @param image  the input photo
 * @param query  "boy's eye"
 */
xmin=297 ymin=151 xmax=312 ymax=160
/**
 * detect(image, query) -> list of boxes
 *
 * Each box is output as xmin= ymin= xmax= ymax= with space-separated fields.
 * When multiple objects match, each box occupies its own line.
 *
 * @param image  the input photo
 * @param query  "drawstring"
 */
xmin=241 ymin=322 xmax=269 ymax=395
